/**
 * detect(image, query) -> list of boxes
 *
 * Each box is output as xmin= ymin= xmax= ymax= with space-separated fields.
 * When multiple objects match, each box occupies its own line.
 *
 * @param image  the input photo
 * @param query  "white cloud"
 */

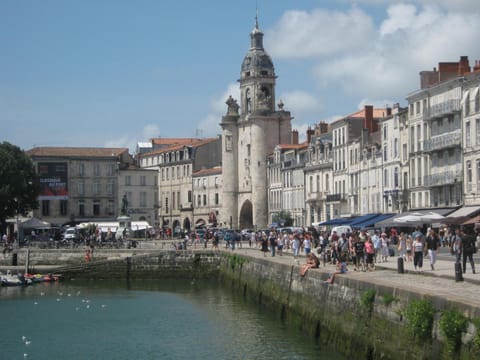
xmin=103 ymin=124 xmax=162 ymax=153
xmin=267 ymin=7 xmax=376 ymax=59
xmin=309 ymin=3 xmax=480 ymax=105
xmin=198 ymin=83 xmax=240 ymax=137
xmin=142 ymin=124 xmax=161 ymax=140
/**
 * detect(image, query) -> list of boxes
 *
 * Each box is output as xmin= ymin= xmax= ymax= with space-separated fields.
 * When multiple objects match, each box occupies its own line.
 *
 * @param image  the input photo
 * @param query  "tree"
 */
xmin=272 ymin=210 xmax=293 ymax=227
xmin=0 ymin=142 xmax=40 ymax=224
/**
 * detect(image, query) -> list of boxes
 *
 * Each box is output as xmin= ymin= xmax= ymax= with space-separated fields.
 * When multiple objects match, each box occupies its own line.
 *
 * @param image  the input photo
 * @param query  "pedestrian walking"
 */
xmin=462 ymin=230 xmax=476 ymax=274
xmin=413 ymin=234 xmax=424 ymax=272
xmin=425 ymin=228 xmax=440 ymax=270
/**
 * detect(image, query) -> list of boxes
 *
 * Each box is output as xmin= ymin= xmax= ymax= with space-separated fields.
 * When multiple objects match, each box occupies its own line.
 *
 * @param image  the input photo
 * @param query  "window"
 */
xmin=466 ymin=121 xmax=471 ymax=147
xmin=140 ymin=176 xmax=146 ymax=186
xmin=394 ymin=138 xmax=398 ymax=158
xmin=93 ymin=164 xmax=100 ymax=176
xmin=60 ymin=200 xmax=68 ymax=216
xmin=42 ymin=200 xmax=50 ymax=216
xmin=165 ymin=197 xmax=169 ymax=213
xmin=125 ymin=176 xmax=131 ymax=186
xmin=394 ymin=167 xmax=399 ymax=188
xmin=215 ymin=193 xmax=219 ymax=205
xmin=77 ymin=163 xmax=85 ymax=177
xmin=79 ymin=200 xmax=85 ymax=217
xmin=467 ymin=160 xmax=472 ymax=183
xmin=383 ymin=125 xmax=387 ymax=140
xmin=140 ymin=192 xmax=146 ymax=207
xmin=476 ymin=118 xmax=480 ymax=145
xmin=107 ymin=200 xmax=114 ymax=215
xmin=93 ymin=181 xmax=100 ymax=196
xmin=203 ymin=194 xmax=207 ymax=206
xmin=384 ymin=169 xmax=389 ymax=188
xmin=188 ymin=190 xmax=192 ymax=202
xmin=93 ymin=200 xmax=100 ymax=216
xmin=383 ymin=145 xmax=387 ymax=162
xmin=78 ymin=181 xmax=85 ymax=196
xmin=106 ymin=164 xmax=115 ymax=176
xmin=106 ymin=181 xmax=114 ymax=196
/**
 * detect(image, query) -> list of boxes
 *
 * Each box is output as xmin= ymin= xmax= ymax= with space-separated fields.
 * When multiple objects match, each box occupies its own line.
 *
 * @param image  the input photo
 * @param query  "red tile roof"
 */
xmin=193 ymin=167 xmax=222 ymax=177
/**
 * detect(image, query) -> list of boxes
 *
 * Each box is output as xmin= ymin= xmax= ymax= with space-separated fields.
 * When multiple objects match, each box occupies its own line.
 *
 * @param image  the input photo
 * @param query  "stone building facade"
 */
xmin=220 ymin=17 xmax=292 ymax=230
xmin=26 ymin=147 xmax=136 ymax=225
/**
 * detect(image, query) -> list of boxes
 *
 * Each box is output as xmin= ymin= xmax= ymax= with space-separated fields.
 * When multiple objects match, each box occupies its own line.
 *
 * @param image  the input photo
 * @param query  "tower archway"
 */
xmin=239 ymin=200 xmax=253 ymax=229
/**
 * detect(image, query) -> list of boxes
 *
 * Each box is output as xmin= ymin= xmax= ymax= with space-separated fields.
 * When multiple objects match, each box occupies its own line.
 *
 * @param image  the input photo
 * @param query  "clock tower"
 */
xmin=220 ymin=16 xmax=293 ymax=230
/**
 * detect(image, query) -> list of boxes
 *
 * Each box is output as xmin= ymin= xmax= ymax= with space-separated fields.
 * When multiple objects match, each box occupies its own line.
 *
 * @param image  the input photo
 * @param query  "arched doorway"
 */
xmin=239 ymin=200 xmax=253 ymax=229
xmin=183 ymin=217 xmax=191 ymax=232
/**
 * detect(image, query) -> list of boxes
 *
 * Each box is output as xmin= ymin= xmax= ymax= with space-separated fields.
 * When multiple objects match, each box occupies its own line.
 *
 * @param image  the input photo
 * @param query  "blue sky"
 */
xmin=2 ymin=0 xmax=479 ymax=152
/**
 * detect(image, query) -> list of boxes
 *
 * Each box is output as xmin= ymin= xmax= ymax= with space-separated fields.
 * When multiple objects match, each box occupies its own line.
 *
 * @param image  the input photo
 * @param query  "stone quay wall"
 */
xmin=3 ymin=249 xmax=479 ymax=359
xmin=221 ymin=253 xmax=480 ymax=360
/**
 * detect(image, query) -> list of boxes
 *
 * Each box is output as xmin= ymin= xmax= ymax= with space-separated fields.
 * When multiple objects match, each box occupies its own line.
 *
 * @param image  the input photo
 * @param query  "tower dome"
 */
xmin=240 ymin=16 xmax=275 ymax=79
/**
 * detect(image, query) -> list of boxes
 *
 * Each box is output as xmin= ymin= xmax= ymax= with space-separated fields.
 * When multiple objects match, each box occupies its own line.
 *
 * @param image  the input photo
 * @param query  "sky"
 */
xmin=2 ymin=0 xmax=480 ymax=153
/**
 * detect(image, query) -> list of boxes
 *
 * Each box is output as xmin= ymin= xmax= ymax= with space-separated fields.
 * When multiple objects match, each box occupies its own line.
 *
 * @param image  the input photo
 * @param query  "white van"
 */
xmin=330 ymin=225 xmax=352 ymax=237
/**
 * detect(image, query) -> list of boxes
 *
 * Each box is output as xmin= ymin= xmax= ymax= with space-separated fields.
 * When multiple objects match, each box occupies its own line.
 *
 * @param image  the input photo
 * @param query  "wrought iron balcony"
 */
xmin=423 ymin=168 xmax=462 ymax=187
xmin=424 ymin=99 xmax=461 ymax=119
xmin=423 ymin=131 xmax=461 ymax=152
xmin=326 ymin=193 xmax=346 ymax=202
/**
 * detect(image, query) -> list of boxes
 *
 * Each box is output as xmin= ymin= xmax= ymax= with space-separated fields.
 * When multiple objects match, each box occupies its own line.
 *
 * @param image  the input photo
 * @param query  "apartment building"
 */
xmin=304 ymin=123 xmax=332 ymax=224
xmin=137 ymin=137 xmax=221 ymax=233
xmin=462 ymin=68 xmax=480 ymax=205
xmin=192 ymin=167 xmax=222 ymax=228
xmin=26 ymin=147 xmax=135 ymax=225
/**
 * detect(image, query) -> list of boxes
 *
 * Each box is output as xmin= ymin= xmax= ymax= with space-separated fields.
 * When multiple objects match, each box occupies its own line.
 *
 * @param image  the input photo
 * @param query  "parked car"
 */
xmin=63 ymin=227 xmax=78 ymax=242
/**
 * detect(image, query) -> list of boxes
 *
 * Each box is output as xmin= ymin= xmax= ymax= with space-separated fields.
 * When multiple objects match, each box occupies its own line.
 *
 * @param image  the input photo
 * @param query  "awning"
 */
xmin=349 ymin=213 xmax=382 ymax=228
xmin=375 ymin=208 xmax=455 ymax=227
xmin=463 ymin=214 xmax=480 ymax=225
xmin=353 ymin=213 xmax=395 ymax=229
xmin=319 ymin=217 xmax=354 ymax=226
xmin=446 ymin=206 xmax=480 ymax=218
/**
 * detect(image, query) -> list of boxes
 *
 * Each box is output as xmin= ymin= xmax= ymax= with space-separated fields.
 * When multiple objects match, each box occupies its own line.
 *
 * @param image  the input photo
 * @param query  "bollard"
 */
xmin=454 ymin=262 xmax=464 ymax=282
xmin=397 ymin=256 xmax=404 ymax=274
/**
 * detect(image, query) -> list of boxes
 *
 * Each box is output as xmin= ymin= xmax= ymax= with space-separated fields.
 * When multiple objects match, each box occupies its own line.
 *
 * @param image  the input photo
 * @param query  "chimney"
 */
xmin=364 ymin=105 xmax=374 ymax=133
xmin=291 ymin=129 xmax=299 ymax=145
xmin=474 ymin=60 xmax=480 ymax=73
xmin=319 ymin=121 xmax=329 ymax=134
xmin=458 ymin=56 xmax=470 ymax=76
xmin=386 ymin=107 xmax=392 ymax=116
xmin=306 ymin=127 xmax=314 ymax=144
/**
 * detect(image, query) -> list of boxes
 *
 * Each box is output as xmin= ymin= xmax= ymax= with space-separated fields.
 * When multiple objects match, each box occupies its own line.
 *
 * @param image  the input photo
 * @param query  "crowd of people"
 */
xmin=219 ymin=224 xmax=478 ymax=278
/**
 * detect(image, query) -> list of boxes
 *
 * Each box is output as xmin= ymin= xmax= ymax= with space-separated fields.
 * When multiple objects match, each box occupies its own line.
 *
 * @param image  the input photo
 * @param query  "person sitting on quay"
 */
xmin=299 ymin=253 xmax=320 ymax=276
xmin=325 ymin=254 xmax=348 ymax=284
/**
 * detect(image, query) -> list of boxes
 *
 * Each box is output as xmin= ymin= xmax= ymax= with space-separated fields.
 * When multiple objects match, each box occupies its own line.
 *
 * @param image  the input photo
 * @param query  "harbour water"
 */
xmin=0 ymin=279 xmax=344 ymax=359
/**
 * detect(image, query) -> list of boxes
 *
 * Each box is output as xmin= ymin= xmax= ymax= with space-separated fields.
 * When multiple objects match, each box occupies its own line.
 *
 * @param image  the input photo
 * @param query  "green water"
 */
xmin=0 ymin=280 xmax=344 ymax=359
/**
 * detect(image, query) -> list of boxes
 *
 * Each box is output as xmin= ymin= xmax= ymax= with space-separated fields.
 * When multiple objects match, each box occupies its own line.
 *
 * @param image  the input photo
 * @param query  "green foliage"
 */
xmin=403 ymin=299 xmax=435 ymax=341
xmin=359 ymin=289 xmax=376 ymax=313
xmin=439 ymin=308 xmax=468 ymax=354
xmin=227 ymin=254 xmax=246 ymax=270
xmin=382 ymin=293 xmax=399 ymax=307
xmin=0 ymin=142 xmax=40 ymax=221
xmin=472 ymin=318 xmax=480 ymax=349
xmin=272 ymin=211 xmax=293 ymax=227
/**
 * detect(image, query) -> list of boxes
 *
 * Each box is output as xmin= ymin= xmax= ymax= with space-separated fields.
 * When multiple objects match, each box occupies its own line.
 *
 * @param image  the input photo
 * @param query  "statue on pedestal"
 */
xmin=226 ymin=95 xmax=239 ymax=115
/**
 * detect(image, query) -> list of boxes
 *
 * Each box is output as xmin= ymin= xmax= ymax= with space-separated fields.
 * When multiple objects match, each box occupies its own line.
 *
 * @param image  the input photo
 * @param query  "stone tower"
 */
xmin=220 ymin=16 xmax=292 ymax=230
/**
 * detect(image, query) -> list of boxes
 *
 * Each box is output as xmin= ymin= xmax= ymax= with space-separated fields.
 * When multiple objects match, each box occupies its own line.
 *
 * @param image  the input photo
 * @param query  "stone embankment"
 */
xmin=2 ymin=244 xmax=480 ymax=359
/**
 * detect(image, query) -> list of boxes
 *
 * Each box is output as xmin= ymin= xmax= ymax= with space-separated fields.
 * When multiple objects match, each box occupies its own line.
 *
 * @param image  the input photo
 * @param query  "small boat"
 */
xmin=24 ymin=273 xmax=61 ymax=283
xmin=0 ymin=271 xmax=32 ymax=286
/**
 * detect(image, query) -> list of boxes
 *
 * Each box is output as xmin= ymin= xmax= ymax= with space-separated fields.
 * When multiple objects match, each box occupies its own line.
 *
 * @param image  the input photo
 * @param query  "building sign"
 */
xmin=38 ymin=162 xmax=68 ymax=200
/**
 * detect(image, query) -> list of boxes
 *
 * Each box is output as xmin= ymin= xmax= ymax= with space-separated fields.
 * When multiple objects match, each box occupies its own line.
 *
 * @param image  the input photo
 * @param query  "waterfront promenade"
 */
xmin=1 ymin=243 xmax=479 ymax=310
xmin=230 ymin=245 xmax=480 ymax=309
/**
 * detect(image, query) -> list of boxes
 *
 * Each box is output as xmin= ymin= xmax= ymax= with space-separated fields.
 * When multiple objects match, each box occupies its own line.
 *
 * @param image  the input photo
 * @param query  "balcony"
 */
xmin=326 ymin=193 xmax=346 ymax=202
xmin=424 ymin=168 xmax=462 ymax=187
xmin=423 ymin=131 xmax=461 ymax=152
xmin=306 ymin=191 xmax=327 ymax=202
xmin=424 ymin=99 xmax=461 ymax=119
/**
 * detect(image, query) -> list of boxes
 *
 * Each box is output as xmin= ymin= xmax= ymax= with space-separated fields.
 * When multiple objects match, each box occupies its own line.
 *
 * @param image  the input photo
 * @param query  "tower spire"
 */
xmin=255 ymin=2 xmax=259 ymax=30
